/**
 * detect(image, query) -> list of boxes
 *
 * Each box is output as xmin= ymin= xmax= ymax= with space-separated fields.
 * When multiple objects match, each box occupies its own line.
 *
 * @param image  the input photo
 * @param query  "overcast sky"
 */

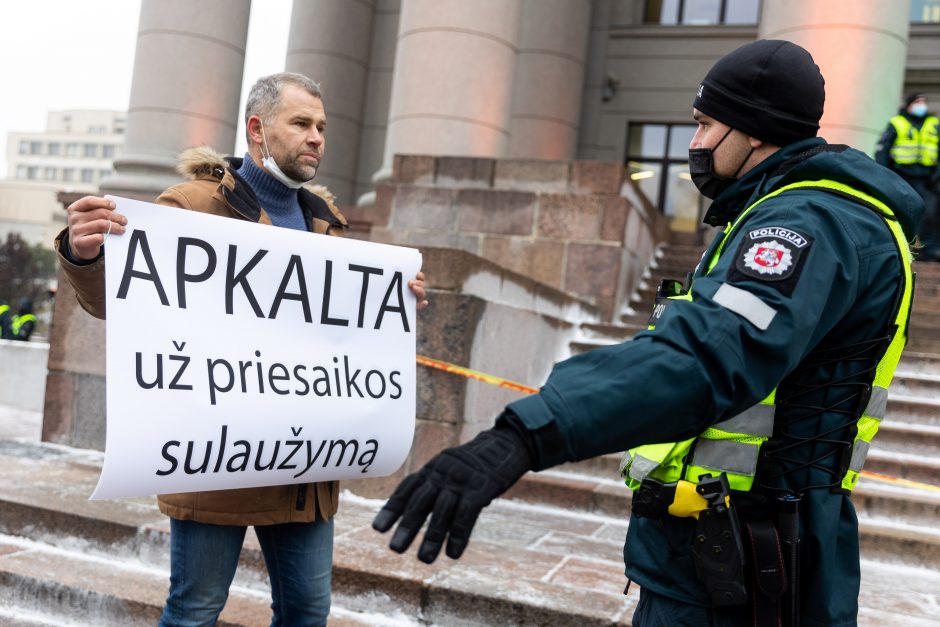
xmin=0 ymin=0 xmax=293 ymax=176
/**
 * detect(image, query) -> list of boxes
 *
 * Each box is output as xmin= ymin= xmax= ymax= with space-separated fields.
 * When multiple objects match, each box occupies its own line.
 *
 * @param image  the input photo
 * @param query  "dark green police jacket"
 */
xmin=508 ymin=138 xmax=924 ymax=626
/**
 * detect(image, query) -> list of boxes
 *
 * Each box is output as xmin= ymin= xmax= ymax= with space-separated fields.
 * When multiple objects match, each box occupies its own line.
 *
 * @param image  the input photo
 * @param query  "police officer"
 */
xmin=876 ymin=92 xmax=939 ymax=260
xmin=373 ymin=40 xmax=922 ymax=626
xmin=10 ymin=298 xmax=36 ymax=341
xmin=0 ymin=302 xmax=12 ymax=340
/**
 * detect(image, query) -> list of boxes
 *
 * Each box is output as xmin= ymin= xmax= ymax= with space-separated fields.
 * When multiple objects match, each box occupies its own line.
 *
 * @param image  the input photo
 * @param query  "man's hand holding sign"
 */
xmin=82 ymin=196 xmax=424 ymax=499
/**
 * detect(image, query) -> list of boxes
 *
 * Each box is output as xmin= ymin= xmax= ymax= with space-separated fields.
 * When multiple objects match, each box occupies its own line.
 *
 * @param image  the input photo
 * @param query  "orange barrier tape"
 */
xmin=857 ymin=470 xmax=940 ymax=493
xmin=415 ymin=355 xmax=940 ymax=493
xmin=416 ymin=355 xmax=537 ymax=395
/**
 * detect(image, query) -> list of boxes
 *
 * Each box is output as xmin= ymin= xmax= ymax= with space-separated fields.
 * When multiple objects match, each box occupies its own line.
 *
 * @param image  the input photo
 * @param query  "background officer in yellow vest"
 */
xmin=374 ymin=40 xmax=922 ymax=626
xmin=0 ymin=302 xmax=12 ymax=340
xmin=876 ymin=92 xmax=939 ymax=260
xmin=9 ymin=297 xmax=36 ymax=341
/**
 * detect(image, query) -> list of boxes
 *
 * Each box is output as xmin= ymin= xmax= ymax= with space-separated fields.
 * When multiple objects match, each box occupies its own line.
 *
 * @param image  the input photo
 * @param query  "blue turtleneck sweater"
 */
xmin=237 ymin=154 xmax=308 ymax=231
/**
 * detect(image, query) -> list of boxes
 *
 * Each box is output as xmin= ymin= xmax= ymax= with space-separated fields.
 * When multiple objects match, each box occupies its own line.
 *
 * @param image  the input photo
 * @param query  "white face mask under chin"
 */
xmin=259 ymin=121 xmax=314 ymax=189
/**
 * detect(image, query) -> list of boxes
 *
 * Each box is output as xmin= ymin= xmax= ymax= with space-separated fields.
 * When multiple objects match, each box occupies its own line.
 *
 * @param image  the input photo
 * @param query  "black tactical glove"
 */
xmin=372 ymin=422 xmax=533 ymax=563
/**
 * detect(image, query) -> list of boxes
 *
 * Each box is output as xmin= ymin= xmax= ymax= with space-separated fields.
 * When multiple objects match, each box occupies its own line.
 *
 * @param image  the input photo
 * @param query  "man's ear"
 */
xmin=748 ymin=135 xmax=764 ymax=149
xmin=246 ymin=116 xmax=264 ymax=146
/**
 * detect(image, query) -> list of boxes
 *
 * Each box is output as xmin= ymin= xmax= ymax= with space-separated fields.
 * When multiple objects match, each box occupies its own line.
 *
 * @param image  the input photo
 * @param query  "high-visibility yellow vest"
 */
xmin=11 ymin=313 xmax=37 ymax=336
xmin=0 ymin=304 xmax=8 ymax=318
xmin=889 ymin=115 xmax=939 ymax=166
xmin=622 ymin=180 xmax=914 ymax=494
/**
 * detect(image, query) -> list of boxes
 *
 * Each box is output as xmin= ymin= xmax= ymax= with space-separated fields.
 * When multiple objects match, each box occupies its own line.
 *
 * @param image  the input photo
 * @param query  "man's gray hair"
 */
xmin=244 ymin=72 xmax=322 ymax=140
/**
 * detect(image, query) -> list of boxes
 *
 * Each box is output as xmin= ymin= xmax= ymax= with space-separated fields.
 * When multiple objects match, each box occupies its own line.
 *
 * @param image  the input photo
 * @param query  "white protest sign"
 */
xmin=91 ymin=197 xmax=421 ymax=499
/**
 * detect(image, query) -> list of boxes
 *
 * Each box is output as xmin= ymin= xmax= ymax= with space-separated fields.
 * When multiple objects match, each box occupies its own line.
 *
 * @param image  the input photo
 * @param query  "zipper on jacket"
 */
xmin=295 ymin=483 xmax=307 ymax=511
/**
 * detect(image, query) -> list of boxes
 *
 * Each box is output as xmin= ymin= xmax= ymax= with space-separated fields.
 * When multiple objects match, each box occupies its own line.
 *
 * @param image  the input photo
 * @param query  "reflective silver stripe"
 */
xmin=712 ymin=403 xmax=775 ymax=437
xmin=692 ymin=439 xmax=759 ymax=476
xmin=627 ymin=454 xmax=660 ymax=482
xmin=618 ymin=451 xmax=631 ymax=477
xmin=865 ymin=386 xmax=889 ymax=420
xmin=849 ymin=440 xmax=871 ymax=473
xmin=713 ymin=283 xmax=777 ymax=331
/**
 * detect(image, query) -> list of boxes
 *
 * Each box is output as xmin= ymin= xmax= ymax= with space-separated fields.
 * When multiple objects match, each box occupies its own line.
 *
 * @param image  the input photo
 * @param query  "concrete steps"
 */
xmin=0 ymin=532 xmax=441 ymax=627
xmin=0 ymin=434 xmax=640 ymax=626
xmin=2 ymin=432 xmax=938 ymax=626
xmin=0 ymin=535 xmax=271 ymax=627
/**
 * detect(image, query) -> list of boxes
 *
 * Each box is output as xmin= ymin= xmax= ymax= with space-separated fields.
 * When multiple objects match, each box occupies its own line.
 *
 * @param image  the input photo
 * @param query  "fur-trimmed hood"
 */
xmin=176 ymin=146 xmax=228 ymax=180
xmin=175 ymin=146 xmax=338 ymax=205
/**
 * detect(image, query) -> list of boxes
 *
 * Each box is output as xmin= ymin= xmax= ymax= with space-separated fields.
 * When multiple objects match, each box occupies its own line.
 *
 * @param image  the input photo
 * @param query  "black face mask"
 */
xmin=688 ymin=128 xmax=753 ymax=200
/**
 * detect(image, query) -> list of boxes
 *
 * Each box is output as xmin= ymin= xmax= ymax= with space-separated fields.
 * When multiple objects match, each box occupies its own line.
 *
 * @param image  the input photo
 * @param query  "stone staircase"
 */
xmin=2 ymin=243 xmax=940 ymax=625
xmin=0 ymin=418 xmax=641 ymax=626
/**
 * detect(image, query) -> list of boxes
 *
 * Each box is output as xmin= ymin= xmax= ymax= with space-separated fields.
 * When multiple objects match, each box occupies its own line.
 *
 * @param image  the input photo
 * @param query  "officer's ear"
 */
xmin=747 ymin=135 xmax=765 ymax=150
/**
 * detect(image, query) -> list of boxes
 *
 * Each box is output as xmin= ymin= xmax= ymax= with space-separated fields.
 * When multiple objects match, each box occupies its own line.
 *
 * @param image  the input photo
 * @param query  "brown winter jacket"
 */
xmin=55 ymin=147 xmax=348 ymax=525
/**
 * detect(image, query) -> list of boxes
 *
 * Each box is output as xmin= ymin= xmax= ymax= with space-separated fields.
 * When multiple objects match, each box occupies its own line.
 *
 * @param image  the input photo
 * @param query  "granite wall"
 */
xmin=343 ymin=155 xmax=670 ymax=321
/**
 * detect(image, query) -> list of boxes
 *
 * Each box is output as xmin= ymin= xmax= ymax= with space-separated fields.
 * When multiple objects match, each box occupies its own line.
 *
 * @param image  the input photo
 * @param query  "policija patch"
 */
xmin=728 ymin=226 xmax=813 ymax=296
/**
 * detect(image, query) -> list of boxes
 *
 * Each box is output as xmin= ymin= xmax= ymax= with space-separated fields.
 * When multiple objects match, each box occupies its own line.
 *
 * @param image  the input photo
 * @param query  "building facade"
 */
xmin=42 ymin=0 xmax=940 ymax=469
xmin=106 ymin=0 xmax=939 ymax=237
xmin=2 ymin=110 xmax=125 ymax=247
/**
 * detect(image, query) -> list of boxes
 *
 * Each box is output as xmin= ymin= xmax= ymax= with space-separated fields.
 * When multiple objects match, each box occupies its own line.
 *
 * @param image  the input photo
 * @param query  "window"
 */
xmin=16 ymin=165 xmax=27 ymax=179
xmin=911 ymin=0 xmax=940 ymax=22
xmin=644 ymin=0 xmax=760 ymax=25
xmin=84 ymin=143 xmax=98 ymax=158
xmin=623 ymin=123 xmax=704 ymax=233
xmin=18 ymin=140 xmax=28 ymax=155
xmin=63 ymin=168 xmax=75 ymax=182
xmin=102 ymin=144 xmax=115 ymax=158
xmin=66 ymin=143 xmax=80 ymax=157
xmin=81 ymin=168 xmax=95 ymax=183
xmin=48 ymin=142 xmax=61 ymax=156
xmin=26 ymin=166 xmax=39 ymax=180
xmin=44 ymin=167 xmax=57 ymax=180
xmin=30 ymin=141 xmax=42 ymax=155
xmin=99 ymin=169 xmax=111 ymax=179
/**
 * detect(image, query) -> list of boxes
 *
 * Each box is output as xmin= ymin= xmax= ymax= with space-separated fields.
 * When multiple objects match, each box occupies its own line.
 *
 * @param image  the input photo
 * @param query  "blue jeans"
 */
xmin=158 ymin=517 xmax=334 ymax=627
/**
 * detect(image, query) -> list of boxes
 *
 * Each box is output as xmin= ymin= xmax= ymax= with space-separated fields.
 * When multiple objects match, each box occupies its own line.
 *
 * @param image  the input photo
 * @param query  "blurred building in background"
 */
xmin=100 ymin=0 xmax=940 ymax=239
xmin=1 ymin=110 xmax=125 ymax=248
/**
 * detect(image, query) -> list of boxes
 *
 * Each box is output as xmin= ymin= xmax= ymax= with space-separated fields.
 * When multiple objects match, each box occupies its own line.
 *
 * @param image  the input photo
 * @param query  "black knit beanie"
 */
xmin=693 ymin=40 xmax=825 ymax=147
xmin=905 ymin=92 xmax=927 ymax=107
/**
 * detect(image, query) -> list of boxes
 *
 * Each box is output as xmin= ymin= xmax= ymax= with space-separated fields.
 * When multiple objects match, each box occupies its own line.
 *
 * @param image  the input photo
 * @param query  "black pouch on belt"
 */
xmin=744 ymin=519 xmax=787 ymax=627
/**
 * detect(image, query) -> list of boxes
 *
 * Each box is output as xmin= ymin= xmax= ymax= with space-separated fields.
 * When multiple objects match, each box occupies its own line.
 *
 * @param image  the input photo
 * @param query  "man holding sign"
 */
xmin=56 ymin=73 xmax=427 ymax=627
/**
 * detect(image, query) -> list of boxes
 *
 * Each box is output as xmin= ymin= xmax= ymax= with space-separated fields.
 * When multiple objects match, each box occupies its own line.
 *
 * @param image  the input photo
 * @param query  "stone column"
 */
xmin=355 ymin=0 xmax=402 ymax=207
xmin=508 ymin=0 xmax=592 ymax=160
xmin=102 ymin=0 xmax=251 ymax=199
xmin=759 ymin=0 xmax=911 ymax=154
xmin=374 ymin=0 xmax=523 ymax=183
xmin=286 ymin=0 xmax=375 ymax=206
xmin=576 ymin=0 xmax=613 ymax=160
xmin=44 ymin=2 xmax=250 ymax=450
